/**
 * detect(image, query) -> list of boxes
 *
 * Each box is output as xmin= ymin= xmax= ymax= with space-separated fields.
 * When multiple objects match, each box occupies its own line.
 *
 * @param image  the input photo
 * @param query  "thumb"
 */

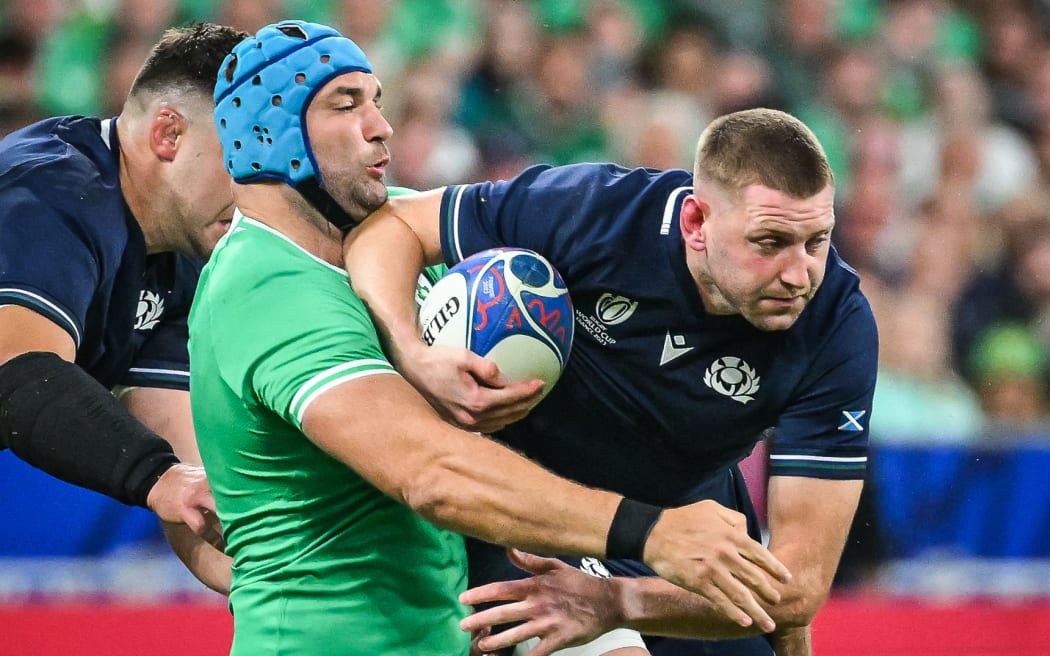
xmin=468 ymin=354 xmax=504 ymax=386
xmin=507 ymin=548 xmax=569 ymax=575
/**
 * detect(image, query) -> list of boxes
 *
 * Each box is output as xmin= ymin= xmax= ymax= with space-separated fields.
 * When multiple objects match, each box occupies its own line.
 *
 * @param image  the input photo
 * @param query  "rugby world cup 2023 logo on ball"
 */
xmin=419 ymin=248 xmax=574 ymax=392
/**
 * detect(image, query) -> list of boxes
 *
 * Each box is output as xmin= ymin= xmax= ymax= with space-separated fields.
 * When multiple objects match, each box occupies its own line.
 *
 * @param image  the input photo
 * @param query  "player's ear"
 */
xmin=680 ymin=194 xmax=707 ymax=250
xmin=150 ymin=109 xmax=184 ymax=162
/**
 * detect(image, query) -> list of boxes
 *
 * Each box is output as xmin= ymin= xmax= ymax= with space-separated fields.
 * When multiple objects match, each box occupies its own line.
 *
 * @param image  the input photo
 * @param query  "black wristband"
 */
xmin=0 ymin=352 xmax=179 ymax=507
xmin=606 ymin=497 xmax=664 ymax=561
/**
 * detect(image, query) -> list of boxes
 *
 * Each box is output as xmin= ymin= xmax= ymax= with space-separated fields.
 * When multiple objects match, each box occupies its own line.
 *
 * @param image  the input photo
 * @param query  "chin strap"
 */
xmin=296 ymin=176 xmax=357 ymax=232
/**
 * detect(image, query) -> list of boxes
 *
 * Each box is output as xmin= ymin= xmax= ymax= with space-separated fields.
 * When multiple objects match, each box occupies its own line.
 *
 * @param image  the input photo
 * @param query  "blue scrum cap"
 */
xmin=213 ymin=20 xmax=372 ymax=186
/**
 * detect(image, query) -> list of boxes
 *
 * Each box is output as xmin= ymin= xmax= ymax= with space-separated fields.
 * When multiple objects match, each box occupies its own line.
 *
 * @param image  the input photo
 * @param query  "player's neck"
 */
xmin=235 ymin=183 xmax=344 ymax=266
xmin=115 ymin=128 xmax=164 ymax=252
xmin=686 ymin=247 xmax=735 ymax=316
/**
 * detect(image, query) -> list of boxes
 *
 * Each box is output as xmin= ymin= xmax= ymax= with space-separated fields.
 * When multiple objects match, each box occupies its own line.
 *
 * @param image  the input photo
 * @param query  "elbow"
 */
xmin=772 ymin=587 xmax=829 ymax=629
xmin=400 ymin=455 xmax=467 ymax=530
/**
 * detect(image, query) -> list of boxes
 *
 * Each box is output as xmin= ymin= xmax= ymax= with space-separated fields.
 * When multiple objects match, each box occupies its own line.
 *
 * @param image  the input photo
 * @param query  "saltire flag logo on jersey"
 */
xmin=838 ymin=410 xmax=867 ymax=432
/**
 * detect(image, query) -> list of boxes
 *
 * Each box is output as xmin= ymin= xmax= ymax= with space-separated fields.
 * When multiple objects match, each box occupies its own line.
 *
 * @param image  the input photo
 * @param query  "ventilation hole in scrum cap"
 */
xmin=251 ymin=162 xmax=261 ymax=171
xmin=277 ymin=24 xmax=308 ymax=40
xmin=220 ymin=118 xmax=226 ymax=128
xmin=272 ymin=95 xmax=282 ymax=106
xmin=263 ymin=127 xmax=269 ymax=134
xmin=295 ymin=73 xmax=306 ymax=84
xmin=233 ymin=140 xmax=241 ymax=150
xmin=266 ymin=138 xmax=272 ymax=144
xmin=223 ymin=55 xmax=238 ymax=83
xmin=257 ymin=135 xmax=264 ymax=143
xmin=252 ymin=75 xmax=261 ymax=85
xmin=320 ymin=54 xmax=330 ymax=64
xmin=253 ymin=126 xmax=260 ymax=133
xmin=291 ymin=159 xmax=301 ymax=171
xmin=232 ymin=97 xmax=241 ymax=107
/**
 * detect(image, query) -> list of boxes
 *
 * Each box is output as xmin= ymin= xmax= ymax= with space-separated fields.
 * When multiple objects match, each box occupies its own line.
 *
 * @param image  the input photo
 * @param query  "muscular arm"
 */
xmin=0 ymin=306 xmax=176 ymax=505
xmin=344 ymin=189 xmax=445 ymax=363
xmin=463 ymin=477 xmax=861 ymax=654
xmin=304 ymin=372 xmax=619 ymax=555
xmin=0 ymin=305 xmax=229 ymax=592
xmin=344 ymin=192 xmax=542 ymax=432
xmin=628 ymin=477 xmax=858 ymax=632
xmin=761 ymin=476 xmax=861 ymax=654
xmin=0 ymin=305 xmax=77 ymax=362
xmin=621 ymin=477 xmax=859 ymax=643
xmin=301 ymin=372 xmax=790 ymax=629
xmin=121 ymin=387 xmax=232 ymax=595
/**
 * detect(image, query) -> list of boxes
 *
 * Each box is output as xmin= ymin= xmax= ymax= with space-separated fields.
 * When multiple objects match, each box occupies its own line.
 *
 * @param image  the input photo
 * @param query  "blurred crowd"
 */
xmin=4 ymin=0 xmax=1050 ymax=446
xmin=5 ymin=0 xmax=1050 ymax=602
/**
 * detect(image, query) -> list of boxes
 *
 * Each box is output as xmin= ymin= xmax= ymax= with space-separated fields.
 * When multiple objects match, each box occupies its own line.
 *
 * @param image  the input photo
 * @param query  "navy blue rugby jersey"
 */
xmin=440 ymin=163 xmax=878 ymax=506
xmin=0 ymin=116 xmax=199 ymax=391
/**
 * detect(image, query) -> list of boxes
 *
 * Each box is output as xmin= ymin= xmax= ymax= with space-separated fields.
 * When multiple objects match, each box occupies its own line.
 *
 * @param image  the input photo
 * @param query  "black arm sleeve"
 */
xmin=0 ymin=351 xmax=179 ymax=507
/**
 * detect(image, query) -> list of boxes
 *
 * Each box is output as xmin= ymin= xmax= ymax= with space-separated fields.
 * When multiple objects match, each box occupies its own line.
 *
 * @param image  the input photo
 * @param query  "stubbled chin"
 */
xmin=746 ymin=309 xmax=803 ymax=332
xmin=766 ymin=318 xmax=801 ymax=332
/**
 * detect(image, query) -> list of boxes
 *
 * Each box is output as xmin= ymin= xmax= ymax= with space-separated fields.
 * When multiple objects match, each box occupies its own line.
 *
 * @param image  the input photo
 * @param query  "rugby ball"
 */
xmin=418 ymin=248 xmax=573 ymax=392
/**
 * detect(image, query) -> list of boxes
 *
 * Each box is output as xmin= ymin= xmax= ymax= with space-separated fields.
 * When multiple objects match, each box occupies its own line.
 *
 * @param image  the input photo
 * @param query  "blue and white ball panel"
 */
xmin=419 ymin=248 xmax=573 ymax=389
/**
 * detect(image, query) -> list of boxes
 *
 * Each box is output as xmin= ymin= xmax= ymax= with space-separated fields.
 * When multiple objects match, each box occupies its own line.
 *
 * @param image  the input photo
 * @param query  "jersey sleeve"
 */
xmin=0 ymin=184 xmax=104 ymax=348
xmin=437 ymin=163 xmax=617 ymax=267
xmin=203 ymin=263 xmax=397 ymax=431
xmin=768 ymin=297 xmax=879 ymax=480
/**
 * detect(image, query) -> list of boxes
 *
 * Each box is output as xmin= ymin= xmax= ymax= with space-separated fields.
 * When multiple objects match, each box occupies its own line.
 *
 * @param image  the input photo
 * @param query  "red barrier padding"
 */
xmin=1 ymin=595 xmax=1048 ymax=655
xmin=813 ymin=595 xmax=1050 ymax=654
xmin=0 ymin=600 xmax=232 ymax=656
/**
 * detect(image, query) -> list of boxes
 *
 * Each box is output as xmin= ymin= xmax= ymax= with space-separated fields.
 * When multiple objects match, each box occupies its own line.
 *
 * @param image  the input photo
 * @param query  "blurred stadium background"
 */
xmin=3 ymin=0 xmax=1050 ymax=653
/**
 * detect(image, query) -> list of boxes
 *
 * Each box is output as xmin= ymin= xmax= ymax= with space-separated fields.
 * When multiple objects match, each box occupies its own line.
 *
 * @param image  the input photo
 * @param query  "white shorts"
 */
xmin=513 ymin=628 xmax=648 ymax=656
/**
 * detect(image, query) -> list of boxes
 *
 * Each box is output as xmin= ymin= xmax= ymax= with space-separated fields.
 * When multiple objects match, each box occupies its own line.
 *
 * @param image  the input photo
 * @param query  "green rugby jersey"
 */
xmin=190 ymin=209 xmax=467 ymax=655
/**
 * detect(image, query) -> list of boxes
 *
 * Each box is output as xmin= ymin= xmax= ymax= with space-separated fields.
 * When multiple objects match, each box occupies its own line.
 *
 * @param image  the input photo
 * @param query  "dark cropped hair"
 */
xmin=129 ymin=22 xmax=248 ymax=100
xmin=694 ymin=108 xmax=834 ymax=198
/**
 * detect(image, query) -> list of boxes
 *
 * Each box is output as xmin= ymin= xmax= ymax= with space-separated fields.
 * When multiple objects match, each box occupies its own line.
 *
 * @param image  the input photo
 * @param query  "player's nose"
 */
xmin=778 ymin=247 xmax=811 ymax=292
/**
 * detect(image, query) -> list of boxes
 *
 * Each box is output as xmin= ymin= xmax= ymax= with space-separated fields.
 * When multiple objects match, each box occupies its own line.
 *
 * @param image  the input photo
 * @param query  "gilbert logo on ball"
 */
xmin=419 ymin=248 xmax=573 ymax=392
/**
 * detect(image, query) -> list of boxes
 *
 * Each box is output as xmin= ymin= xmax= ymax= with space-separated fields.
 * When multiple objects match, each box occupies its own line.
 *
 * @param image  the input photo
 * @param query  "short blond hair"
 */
xmin=694 ymin=108 xmax=833 ymax=198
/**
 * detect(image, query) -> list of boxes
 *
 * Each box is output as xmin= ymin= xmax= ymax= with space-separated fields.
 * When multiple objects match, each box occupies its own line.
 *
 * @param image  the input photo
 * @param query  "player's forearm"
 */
xmin=762 ymin=476 xmax=864 ymax=627
xmin=612 ymin=527 xmax=836 ymax=640
xmin=306 ymin=381 xmax=623 ymax=559
xmin=613 ymin=576 xmax=768 ymax=639
xmin=770 ymin=625 xmax=812 ymax=656
xmin=405 ymin=428 xmax=623 ymax=558
xmin=162 ymin=522 xmax=232 ymax=595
